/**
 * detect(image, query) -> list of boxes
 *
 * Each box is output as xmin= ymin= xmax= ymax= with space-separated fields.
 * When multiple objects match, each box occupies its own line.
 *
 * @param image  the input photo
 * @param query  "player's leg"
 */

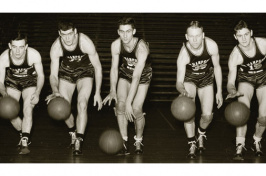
xmin=116 ymin=78 xmax=130 ymax=155
xmin=58 ymin=79 xmax=76 ymax=147
xmin=183 ymin=82 xmax=197 ymax=159
xmin=6 ymin=87 xmax=22 ymax=137
xmin=252 ymin=86 xmax=266 ymax=156
xmin=73 ymin=77 xmax=93 ymax=155
xmin=132 ymin=83 xmax=149 ymax=154
xmin=234 ymin=82 xmax=254 ymax=160
xmin=197 ymin=84 xmax=214 ymax=153
xmin=17 ymin=87 xmax=37 ymax=154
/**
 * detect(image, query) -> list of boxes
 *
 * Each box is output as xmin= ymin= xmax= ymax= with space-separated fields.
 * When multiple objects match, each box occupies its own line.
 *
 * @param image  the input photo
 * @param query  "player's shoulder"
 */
xmin=0 ymin=49 xmax=9 ymax=58
xmin=205 ymin=37 xmax=218 ymax=47
xmin=229 ymin=46 xmax=241 ymax=59
xmin=79 ymin=32 xmax=92 ymax=41
xmin=254 ymin=37 xmax=266 ymax=47
xmin=111 ymin=38 xmax=121 ymax=48
xmin=28 ymin=47 xmax=40 ymax=55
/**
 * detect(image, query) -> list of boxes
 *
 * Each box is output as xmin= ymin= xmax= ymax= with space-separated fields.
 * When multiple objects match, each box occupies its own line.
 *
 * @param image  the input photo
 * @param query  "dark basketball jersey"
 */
xmin=120 ymin=38 xmax=151 ymax=73
xmin=6 ymin=50 xmax=37 ymax=81
xmin=184 ymin=38 xmax=213 ymax=78
xmin=59 ymin=33 xmax=92 ymax=70
xmin=237 ymin=37 xmax=266 ymax=74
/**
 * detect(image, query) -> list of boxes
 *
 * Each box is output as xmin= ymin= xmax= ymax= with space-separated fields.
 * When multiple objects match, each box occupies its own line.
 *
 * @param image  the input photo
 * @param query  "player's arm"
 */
xmin=49 ymin=39 xmax=62 ymax=95
xmin=176 ymin=46 xmax=190 ymax=96
xmin=30 ymin=48 xmax=45 ymax=96
xmin=126 ymin=41 xmax=148 ymax=105
xmin=0 ymin=50 xmax=9 ymax=96
xmin=255 ymin=37 xmax=266 ymax=55
xmin=207 ymin=38 xmax=223 ymax=108
xmin=80 ymin=34 xmax=102 ymax=97
xmin=226 ymin=48 xmax=243 ymax=99
xmin=110 ymin=40 xmax=120 ymax=94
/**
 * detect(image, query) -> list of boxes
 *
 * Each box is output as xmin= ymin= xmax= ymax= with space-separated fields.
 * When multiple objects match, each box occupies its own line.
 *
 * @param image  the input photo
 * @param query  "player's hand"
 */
xmin=30 ymin=92 xmax=40 ymax=105
xmin=94 ymin=93 xmax=102 ymax=111
xmin=45 ymin=92 xmax=62 ymax=104
xmin=225 ymin=91 xmax=244 ymax=100
xmin=216 ymin=92 xmax=223 ymax=109
xmin=102 ymin=91 xmax=117 ymax=106
xmin=125 ymin=103 xmax=135 ymax=122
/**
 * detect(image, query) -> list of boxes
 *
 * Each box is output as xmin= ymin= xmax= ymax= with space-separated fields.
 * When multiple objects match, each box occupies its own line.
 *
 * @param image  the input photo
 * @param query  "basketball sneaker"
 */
xmin=187 ymin=141 xmax=197 ymax=159
xmin=117 ymin=140 xmax=130 ymax=156
xmin=134 ymin=138 xmax=144 ymax=155
xmin=251 ymin=140 xmax=263 ymax=157
xmin=197 ymin=133 xmax=207 ymax=154
xmin=73 ymin=137 xmax=83 ymax=156
xmin=233 ymin=143 xmax=246 ymax=160
xmin=69 ymin=131 xmax=76 ymax=149
xmin=18 ymin=137 xmax=30 ymax=154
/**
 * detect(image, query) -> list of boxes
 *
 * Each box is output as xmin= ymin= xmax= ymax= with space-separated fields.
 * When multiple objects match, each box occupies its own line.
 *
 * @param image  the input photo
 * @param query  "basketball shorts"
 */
xmin=59 ymin=63 xmax=94 ymax=83
xmin=5 ymin=76 xmax=37 ymax=91
xmin=119 ymin=66 xmax=152 ymax=84
xmin=238 ymin=70 xmax=266 ymax=89
xmin=184 ymin=67 xmax=214 ymax=88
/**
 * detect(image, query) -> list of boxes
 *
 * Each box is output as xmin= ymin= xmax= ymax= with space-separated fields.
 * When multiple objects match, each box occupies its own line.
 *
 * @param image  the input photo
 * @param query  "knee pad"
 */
xmin=115 ymin=101 xmax=125 ymax=115
xmin=257 ymin=116 xmax=266 ymax=126
xmin=201 ymin=113 xmax=213 ymax=124
xmin=133 ymin=109 xmax=145 ymax=121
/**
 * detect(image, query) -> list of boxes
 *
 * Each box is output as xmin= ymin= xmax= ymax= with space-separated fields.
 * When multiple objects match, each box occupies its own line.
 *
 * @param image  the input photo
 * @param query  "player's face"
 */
xmin=118 ymin=24 xmax=136 ymax=44
xmin=59 ymin=28 xmax=76 ymax=46
xmin=185 ymin=27 xmax=204 ymax=49
xmin=8 ymin=39 xmax=28 ymax=59
xmin=234 ymin=28 xmax=252 ymax=47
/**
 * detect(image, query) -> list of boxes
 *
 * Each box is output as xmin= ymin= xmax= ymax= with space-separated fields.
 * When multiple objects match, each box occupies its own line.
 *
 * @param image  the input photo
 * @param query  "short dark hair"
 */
xmin=9 ymin=31 xmax=27 ymax=44
xmin=58 ymin=20 xmax=75 ymax=31
xmin=186 ymin=21 xmax=203 ymax=33
xmin=234 ymin=20 xmax=250 ymax=34
xmin=118 ymin=17 xmax=136 ymax=29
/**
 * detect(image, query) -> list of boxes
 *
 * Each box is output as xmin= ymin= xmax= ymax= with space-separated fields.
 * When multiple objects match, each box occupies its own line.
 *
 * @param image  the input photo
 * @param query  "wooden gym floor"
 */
xmin=0 ymin=98 xmax=265 ymax=164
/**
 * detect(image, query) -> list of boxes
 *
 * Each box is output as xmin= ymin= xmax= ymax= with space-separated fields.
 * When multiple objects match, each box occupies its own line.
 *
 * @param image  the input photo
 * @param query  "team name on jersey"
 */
xmin=190 ymin=59 xmax=210 ymax=71
xmin=124 ymin=57 xmax=138 ymax=70
xmin=10 ymin=66 xmax=36 ymax=77
xmin=67 ymin=55 xmax=85 ymax=62
xmin=242 ymin=57 xmax=265 ymax=71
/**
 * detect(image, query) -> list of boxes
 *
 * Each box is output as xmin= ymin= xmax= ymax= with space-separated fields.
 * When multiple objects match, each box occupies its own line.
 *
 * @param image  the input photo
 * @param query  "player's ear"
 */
xmin=133 ymin=29 xmax=136 ymax=35
xmin=117 ymin=29 xmax=120 ymax=35
xmin=185 ymin=34 xmax=188 ymax=40
xmin=58 ymin=30 xmax=61 ymax=36
xmin=234 ymin=34 xmax=237 ymax=40
xmin=25 ymin=44 xmax=28 ymax=50
xmin=250 ymin=30 xmax=253 ymax=36
xmin=202 ymin=32 xmax=205 ymax=39
xmin=74 ymin=28 xmax=77 ymax=34
xmin=8 ymin=43 xmax=11 ymax=49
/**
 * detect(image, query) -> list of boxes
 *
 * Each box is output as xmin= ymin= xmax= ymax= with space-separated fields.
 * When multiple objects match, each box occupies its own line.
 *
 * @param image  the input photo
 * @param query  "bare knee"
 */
xmin=257 ymin=116 xmax=266 ymax=127
xmin=115 ymin=101 xmax=125 ymax=115
xmin=133 ymin=109 xmax=145 ymax=121
xmin=201 ymin=113 xmax=213 ymax=124
xmin=78 ymin=100 xmax=88 ymax=112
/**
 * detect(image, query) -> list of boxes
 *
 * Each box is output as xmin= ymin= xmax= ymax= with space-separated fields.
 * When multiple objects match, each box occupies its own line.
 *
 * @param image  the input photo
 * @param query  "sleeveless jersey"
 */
xmin=184 ymin=38 xmax=213 ymax=78
xmin=237 ymin=37 xmax=266 ymax=74
xmin=120 ymin=38 xmax=151 ymax=73
xmin=59 ymin=33 xmax=92 ymax=70
xmin=6 ymin=50 xmax=37 ymax=81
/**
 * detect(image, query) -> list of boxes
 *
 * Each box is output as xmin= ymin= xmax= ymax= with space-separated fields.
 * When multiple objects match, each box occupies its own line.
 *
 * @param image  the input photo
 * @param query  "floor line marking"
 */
xmin=156 ymin=108 xmax=176 ymax=131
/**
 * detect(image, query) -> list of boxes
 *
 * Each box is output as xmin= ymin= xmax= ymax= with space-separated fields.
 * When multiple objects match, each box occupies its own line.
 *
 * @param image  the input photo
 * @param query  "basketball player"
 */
xmin=226 ymin=20 xmax=266 ymax=160
xmin=103 ymin=17 xmax=152 ymax=155
xmin=176 ymin=21 xmax=223 ymax=159
xmin=0 ymin=32 xmax=45 ymax=154
xmin=47 ymin=20 xmax=103 ymax=155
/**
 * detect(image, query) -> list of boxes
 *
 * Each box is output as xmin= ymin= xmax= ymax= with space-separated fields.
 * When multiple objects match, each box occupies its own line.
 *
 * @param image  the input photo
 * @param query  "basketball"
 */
xmin=47 ymin=97 xmax=71 ymax=121
xmin=0 ymin=96 xmax=20 ymax=120
xmin=224 ymin=101 xmax=250 ymax=126
xmin=171 ymin=96 xmax=196 ymax=122
xmin=99 ymin=129 xmax=123 ymax=155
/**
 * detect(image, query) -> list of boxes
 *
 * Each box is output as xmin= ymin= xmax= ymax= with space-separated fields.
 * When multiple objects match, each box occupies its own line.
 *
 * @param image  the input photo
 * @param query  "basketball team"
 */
xmin=0 ymin=17 xmax=265 ymax=161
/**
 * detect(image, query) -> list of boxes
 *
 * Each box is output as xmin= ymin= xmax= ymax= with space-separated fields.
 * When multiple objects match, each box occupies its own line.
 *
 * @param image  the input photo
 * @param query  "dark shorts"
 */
xmin=119 ymin=66 xmax=152 ymax=84
xmin=5 ymin=76 xmax=37 ymax=91
xmin=59 ymin=63 xmax=94 ymax=84
xmin=184 ymin=67 xmax=214 ymax=88
xmin=238 ymin=70 xmax=266 ymax=89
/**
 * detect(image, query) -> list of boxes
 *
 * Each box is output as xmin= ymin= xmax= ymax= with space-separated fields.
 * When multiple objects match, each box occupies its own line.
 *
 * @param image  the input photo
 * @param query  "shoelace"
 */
xmin=134 ymin=141 xmax=144 ymax=148
xmin=254 ymin=141 xmax=262 ymax=152
xmin=18 ymin=137 xmax=28 ymax=147
xmin=236 ymin=144 xmax=247 ymax=154
xmin=188 ymin=141 xmax=197 ymax=153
